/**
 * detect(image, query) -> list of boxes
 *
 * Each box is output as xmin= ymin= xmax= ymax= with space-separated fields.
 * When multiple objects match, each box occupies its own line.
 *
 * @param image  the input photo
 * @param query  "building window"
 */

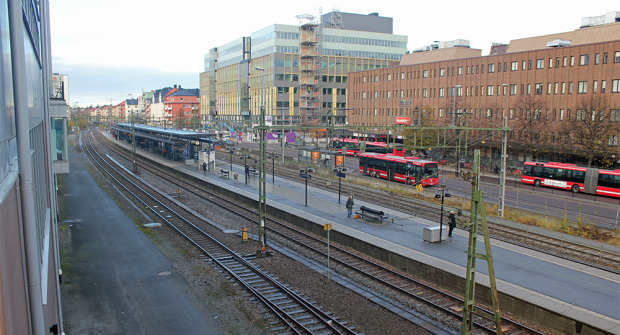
xmin=363 ymin=76 xmax=366 ymax=83
xmin=481 ymin=64 xmax=485 ymax=73
xmin=486 ymin=109 xmax=492 ymax=118
xmin=510 ymin=84 xmax=517 ymax=95
xmin=535 ymin=83 xmax=543 ymax=95
xmin=561 ymin=82 xmax=566 ymax=94
xmin=440 ymin=68 xmax=445 ymax=76
xmin=439 ymin=88 xmax=445 ymax=97
xmin=549 ymin=58 xmax=553 ymax=68
xmin=603 ymin=52 xmax=608 ymax=64
xmin=458 ymin=67 xmax=463 ymax=75
xmin=374 ymin=91 xmax=378 ymax=99
xmin=579 ymin=54 xmax=589 ymax=66
xmin=593 ymin=81 xmax=598 ymax=93
xmin=570 ymin=56 xmax=575 ymax=66
xmin=509 ymin=108 xmax=514 ymax=119
xmin=522 ymin=61 xmax=526 ymax=70
xmin=610 ymin=135 xmax=618 ymax=146
xmin=487 ymin=85 xmax=494 ymax=96
xmin=375 ymin=75 xmax=378 ymax=81
xmin=601 ymin=80 xmax=606 ymax=93
xmin=387 ymin=74 xmax=392 ymax=81
xmin=488 ymin=63 xmax=495 ymax=73
xmin=615 ymin=51 xmax=620 ymax=63
xmin=536 ymin=59 xmax=544 ymax=69
xmin=612 ymin=79 xmax=620 ymax=93
xmin=511 ymin=61 xmax=518 ymax=71
xmin=576 ymin=109 xmax=586 ymax=120
xmin=610 ymin=110 xmax=620 ymax=122
xmin=401 ymin=72 xmax=405 ymax=79
xmin=528 ymin=60 xmax=532 ymax=69
xmin=555 ymin=57 xmax=560 ymax=68
xmin=569 ymin=82 xmax=573 ymax=94
xmin=560 ymin=109 xmax=564 ymax=120
xmin=498 ymin=62 xmax=502 ymax=72
xmin=423 ymin=70 xmax=428 ymax=78
xmin=554 ymin=82 xmax=558 ymax=94
xmin=362 ymin=92 xmax=366 ymax=99
xmin=387 ymin=91 xmax=391 ymax=98
xmin=595 ymin=53 xmax=600 ymax=64
xmin=547 ymin=83 xmax=552 ymax=95
xmin=422 ymin=88 xmax=428 ymax=97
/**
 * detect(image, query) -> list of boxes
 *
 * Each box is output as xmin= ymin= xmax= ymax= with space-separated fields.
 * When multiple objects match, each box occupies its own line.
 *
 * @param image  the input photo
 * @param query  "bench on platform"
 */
xmin=248 ymin=168 xmax=258 ymax=176
xmin=219 ymin=169 xmax=230 ymax=178
xmin=355 ymin=205 xmax=389 ymax=223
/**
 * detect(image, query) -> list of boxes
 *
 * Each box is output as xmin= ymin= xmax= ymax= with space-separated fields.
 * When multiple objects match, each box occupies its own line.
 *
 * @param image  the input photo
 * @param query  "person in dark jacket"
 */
xmin=202 ymin=162 xmax=207 ymax=175
xmin=345 ymin=195 xmax=354 ymax=218
xmin=448 ymin=211 xmax=457 ymax=237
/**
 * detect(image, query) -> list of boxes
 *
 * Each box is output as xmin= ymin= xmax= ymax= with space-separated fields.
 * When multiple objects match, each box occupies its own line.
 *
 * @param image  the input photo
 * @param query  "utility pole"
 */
xmin=129 ymin=93 xmax=137 ymax=173
xmin=462 ymin=149 xmax=502 ymax=334
xmin=499 ymin=83 xmax=509 ymax=218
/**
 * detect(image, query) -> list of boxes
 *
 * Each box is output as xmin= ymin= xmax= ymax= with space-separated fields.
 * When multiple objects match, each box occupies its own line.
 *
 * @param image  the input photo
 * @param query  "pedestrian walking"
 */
xmin=448 ymin=211 xmax=457 ymax=237
xmin=345 ymin=195 xmax=354 ymax=218
xmin=202 ymin=162 xmax=207 ymax=175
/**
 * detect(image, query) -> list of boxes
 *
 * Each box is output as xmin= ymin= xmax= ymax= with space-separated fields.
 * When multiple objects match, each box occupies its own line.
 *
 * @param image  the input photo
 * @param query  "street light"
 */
xmin=434 ymin=184 xmax=451 ymax=242
xmin=452 ymin=85 xmax=462 ymax=177
xmin=300 ymin=167 xmax=313 ymax=206
xmin=269 ymin=152 xmax=279 ymax=183
xmin=499 ymin=83 xmax=509 ymax=218
xmin=333 ymin=165 xmax=347 ymax=203
xmin=129 ymin=94 xmax=137 ymax=173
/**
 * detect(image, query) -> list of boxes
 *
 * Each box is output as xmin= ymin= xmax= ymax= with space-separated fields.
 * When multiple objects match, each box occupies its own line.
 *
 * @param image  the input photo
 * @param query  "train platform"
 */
xmin=59 ymin=137 xmax=223 ymax=334
xmin=103 ymin=131 xmax=620 ymax=334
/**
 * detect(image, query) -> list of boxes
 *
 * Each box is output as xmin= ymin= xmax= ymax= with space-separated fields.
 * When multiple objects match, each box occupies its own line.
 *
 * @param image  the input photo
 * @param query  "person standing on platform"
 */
xmin=448 ymin=211 xmax=457 ymax=237
xmin=245 ymin=164 xmax=250 ymax=181
xmin=346 ymin=195 xmax=354 ymax=218
xmin=202 ymin=162 xmax=207 ymax=175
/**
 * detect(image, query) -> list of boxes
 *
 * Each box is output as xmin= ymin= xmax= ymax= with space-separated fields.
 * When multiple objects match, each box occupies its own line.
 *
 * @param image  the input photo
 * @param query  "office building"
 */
xmin=200 ymin=11 xmax=407 ymax=129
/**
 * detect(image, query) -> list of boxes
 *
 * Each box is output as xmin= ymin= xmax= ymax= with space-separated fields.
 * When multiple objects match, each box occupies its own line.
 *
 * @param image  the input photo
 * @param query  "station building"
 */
xmin=0 ymin=0 xmax=66 ymax=334
xmin=199 ymin=11 xmax=407 ymax=129
xmin=347 ymin=12 xmax=620 ymax=166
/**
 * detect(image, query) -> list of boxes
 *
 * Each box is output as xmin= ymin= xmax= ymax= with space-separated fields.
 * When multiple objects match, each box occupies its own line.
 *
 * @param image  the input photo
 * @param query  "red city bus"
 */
xmin=359 ymin=153 xmax=439 ymax=186
xmin=521 ymin=161 xmax=620 ymax=198
xmin=332 ymin=138 xmax=402 ymax=156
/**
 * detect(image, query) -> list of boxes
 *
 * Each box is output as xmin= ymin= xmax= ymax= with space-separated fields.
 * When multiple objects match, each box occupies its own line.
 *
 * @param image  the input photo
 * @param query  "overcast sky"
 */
xmin=49 ymin=0 xmax=618 ymax=107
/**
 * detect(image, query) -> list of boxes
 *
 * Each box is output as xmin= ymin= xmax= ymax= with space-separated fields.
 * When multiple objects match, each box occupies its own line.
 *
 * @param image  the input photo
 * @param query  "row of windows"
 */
xmin=355 ymin=51 xmax=620 ymax=83
xmin=322 ymin=35 xmax=406 ymax=48
xmin=354 ymin=79 xmax=620 ymax=100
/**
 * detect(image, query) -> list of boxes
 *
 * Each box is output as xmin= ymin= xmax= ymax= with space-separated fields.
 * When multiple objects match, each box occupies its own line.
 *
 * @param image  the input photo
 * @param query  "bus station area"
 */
xmin=101 ymin=130 xmax=620 ymax=334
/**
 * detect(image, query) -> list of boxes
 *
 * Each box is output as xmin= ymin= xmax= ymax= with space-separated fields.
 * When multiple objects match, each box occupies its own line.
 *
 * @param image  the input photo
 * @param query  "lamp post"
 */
xmin=269 ymin=152 xmax=279 ymax=183
xmin=334 ymin=165 xmax=347 ymax=203
xmin=499 ymin=83 xmax=509 ymax=218
xmin=452 ymin=85 xmax=462 ymax=176
xmin=300 ymin=167 xmax=313 ymax=206
xmin=434 ymin=184 xmax=451 ymax=243
xmin=129 ymin=94 xmax=138 ymax=173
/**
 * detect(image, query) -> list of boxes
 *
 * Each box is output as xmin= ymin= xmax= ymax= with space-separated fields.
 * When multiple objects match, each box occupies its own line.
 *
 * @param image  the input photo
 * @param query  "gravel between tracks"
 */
xmin=110 ymin=156 xmax=432 ymax=334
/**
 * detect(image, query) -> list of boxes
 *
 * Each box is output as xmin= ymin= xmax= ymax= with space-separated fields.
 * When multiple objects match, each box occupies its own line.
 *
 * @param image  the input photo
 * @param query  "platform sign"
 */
xmin=416 ymin=184 xmax=423 ymax=192
xmin=300 ymin=173 xmax=312 ymax=179
xmin=336 ymin=172 xmax=346 ymax=178
xmin=323 ymin=224 xmax=332 ymax=231
xmin=336 ymin=154 xmax=344 ymax=167
xmin=312 ymin=151 xmax=320 ymax=164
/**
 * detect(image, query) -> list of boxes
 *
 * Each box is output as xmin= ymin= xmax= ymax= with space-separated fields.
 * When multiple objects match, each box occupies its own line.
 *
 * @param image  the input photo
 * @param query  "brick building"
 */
xmin=347 ymin=14 xmax=620 ymax=166
xmin=163 ymin=88 xmax=200 ymax=128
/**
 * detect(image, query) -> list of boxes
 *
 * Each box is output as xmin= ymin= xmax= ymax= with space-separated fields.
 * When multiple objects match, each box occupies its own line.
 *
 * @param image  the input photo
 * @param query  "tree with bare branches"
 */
xmin=402 ymin=105 xmax=439 ymax=152
xmin=512 ymin=95 xmax=549 ymax=161
xmin=559 ymin=96 xmax=620 ymax=167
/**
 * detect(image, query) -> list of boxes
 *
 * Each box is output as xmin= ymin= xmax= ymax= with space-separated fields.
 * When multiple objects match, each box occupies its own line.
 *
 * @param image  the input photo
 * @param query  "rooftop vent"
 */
xmin=546 ymin=39 xmax=572 ymax=48
xmin=580 ymin=11 xmax=620 ymax=28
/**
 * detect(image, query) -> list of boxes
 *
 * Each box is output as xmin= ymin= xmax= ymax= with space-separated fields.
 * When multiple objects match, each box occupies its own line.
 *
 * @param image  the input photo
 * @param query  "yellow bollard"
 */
xmin=242 ymin=228 xmax=248 ymax=242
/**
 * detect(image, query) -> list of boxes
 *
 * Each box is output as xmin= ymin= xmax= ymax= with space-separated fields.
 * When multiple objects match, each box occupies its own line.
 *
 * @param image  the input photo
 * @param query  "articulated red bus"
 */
xmin=332 ymin=138 xmax=402 ymax=156
xmin=359 ymin=153 xmax=439 ymax=186
xmin=521 ymin=161 xmax=620 ymax=198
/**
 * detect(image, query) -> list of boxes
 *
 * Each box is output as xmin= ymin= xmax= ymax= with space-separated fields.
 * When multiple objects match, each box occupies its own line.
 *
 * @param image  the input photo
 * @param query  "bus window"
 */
xmin=425 ymin=163 xmax=438 ymax=178
xmin=599 ymin=174 xmax=620 ymax=188
xmin=571 ymin=170 xmax=585 ymax=183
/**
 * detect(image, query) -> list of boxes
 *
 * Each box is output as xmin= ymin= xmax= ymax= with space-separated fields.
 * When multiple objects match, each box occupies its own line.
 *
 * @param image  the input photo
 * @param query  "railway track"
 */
xmin=267 ymin=157 xmax=620 ymax=272
xmin=93 ymin=129 xmax=548 ymax=334
xmin=84 ymin=131 xmax=358 ymax=335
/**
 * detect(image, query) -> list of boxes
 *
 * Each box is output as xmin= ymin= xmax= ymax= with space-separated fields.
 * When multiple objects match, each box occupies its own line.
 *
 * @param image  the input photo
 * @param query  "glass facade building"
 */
xmin=200 ymin=11 xmax=407 ymax=128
